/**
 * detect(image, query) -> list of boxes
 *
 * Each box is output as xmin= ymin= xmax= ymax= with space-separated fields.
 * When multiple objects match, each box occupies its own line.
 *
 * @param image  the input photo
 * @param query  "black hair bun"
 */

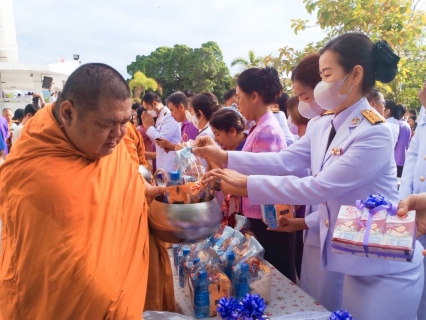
xmin=374 ymin=40 xmax=400 ymax=83
xmin=260 ymin=67 xmax=283 ymax=94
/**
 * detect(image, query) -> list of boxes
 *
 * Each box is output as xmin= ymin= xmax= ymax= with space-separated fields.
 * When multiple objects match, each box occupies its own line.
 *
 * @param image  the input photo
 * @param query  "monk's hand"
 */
xmin=145 ymin=182 xmax=165 ymax=205
xmin=192 ymin=136 xmax=227 ymax=168
xmin=398 ymin=194 xmax=426 ymax=248
xmin=141 ymin=111 xmax=155 ymax=129
xmin=268 ymin=217 xmax=308 ymax=233
xmin=202 ymin=168 xmax=247 ymax=188
xmin=155 ymin=138 xmax=173 ymax=150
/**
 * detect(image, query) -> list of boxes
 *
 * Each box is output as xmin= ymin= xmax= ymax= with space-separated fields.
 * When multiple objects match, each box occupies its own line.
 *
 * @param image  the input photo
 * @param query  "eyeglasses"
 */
xmin=374 ymin=100 xmax=386 ymax=106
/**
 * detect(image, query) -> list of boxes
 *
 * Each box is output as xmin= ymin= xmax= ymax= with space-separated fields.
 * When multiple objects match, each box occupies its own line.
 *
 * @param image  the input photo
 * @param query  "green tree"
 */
xmin=128 ymin=71 xmax=158 ymax=100
xmin=127 ymin=42 xmax=231 ymax=101
xmin=273 ymin=0 xmax=426 ymax=109
xmin=230 ymin=50 xmax=264 ymax=70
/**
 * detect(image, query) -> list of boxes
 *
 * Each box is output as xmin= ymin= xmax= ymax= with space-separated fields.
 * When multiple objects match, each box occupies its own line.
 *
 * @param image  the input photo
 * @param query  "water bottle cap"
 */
xmin=241 ymin=263 xmax=249 ymax=271
xmin=199 ymin=270 xmax=207 ymax=279
xmin=183 ymin=248 xmax=190 ymax=255
xmin=194 ymin=257 xmax=201 ymax=264
xmin=170 ymin=171 xmax=180 ymax=180
xmin=227 ymin=251 xmax=235 ymax=260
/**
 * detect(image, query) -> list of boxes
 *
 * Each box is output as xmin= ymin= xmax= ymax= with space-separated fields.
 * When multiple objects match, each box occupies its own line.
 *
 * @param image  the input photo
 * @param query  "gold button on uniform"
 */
xmin=421 ymin=176 xmax=425 ymax=182
xmin=325 ymin=220 xmax=329 ymax=228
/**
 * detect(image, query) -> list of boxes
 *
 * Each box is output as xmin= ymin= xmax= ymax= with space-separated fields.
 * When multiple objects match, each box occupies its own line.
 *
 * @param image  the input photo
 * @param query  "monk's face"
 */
xmin=60 ymin=98 xmax=132 ymax=159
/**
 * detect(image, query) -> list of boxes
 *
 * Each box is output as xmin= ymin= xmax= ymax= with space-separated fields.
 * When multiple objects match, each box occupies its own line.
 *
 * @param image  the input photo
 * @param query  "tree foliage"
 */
xmin=128 ymin=71 xmax=158 ymax=100
xmin=127 ymin=42 xmax=231 ymax=101
xmin=268 ymin=0 xmax=426 ymax=108
xmin=231 ymin=50 xmax=264 ymax=70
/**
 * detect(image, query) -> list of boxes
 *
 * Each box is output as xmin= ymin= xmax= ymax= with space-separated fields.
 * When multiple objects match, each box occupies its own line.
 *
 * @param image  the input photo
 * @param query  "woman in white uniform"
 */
xmin=195 ymin=33 xmax=424 ymax=320
xmin=289 ymin=53 xmax=344 ymax=311
xmin=383 ymin=99 xmax=401 ymax=147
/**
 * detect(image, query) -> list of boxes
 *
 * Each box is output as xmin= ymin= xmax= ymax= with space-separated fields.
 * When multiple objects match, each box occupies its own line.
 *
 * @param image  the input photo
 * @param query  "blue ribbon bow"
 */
xmin=330 ymin=309 xmax=353 ymax=320
xmin=240 ymin=294 xmax=266 ymax=319
xmin=356 ymin=194 xmax=396 ymax=257
xmin=217 ymin=297 xmax=242 ymax=320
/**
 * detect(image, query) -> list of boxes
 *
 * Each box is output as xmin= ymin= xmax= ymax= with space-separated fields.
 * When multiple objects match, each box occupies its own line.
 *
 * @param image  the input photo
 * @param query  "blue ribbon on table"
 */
xmin=240 ymin=294 xmax=266 ymax=320
xmin=330 ymin=309 xmax=353 ymax=320
xmin=356 ymin=194 xmax=397 ymax=257
xmin=217 ymin=297 xmax=242 ymax=320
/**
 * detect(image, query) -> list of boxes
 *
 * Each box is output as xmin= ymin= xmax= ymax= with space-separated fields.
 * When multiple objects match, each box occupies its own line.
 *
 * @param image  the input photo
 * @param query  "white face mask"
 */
xmin=314 ymin=74 xmax=354 ymax=111
xmin=147 ymin=110 xmax=157 ymax=117
xmin=298 ymin=100 xmax=324 ymax=119
xmin=185 ymin=110 xmax=192 ymax=123
xmin=192 ymin=114 xmax=201 ymax=129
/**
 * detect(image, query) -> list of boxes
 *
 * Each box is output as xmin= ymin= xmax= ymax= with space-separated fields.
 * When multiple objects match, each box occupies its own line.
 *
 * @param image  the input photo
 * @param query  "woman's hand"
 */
xmin=192 ymin=136 xmax=228 ymax=168
xmin=202 ymin=168 xmax=249 ymax=189
xmin=268 ymin=217 xmax=308 ymax=233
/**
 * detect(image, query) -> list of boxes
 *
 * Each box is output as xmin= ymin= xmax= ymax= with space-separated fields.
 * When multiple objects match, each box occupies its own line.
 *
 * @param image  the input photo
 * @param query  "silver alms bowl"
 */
xmin=149 ymin=195 xmax=222 ymax=244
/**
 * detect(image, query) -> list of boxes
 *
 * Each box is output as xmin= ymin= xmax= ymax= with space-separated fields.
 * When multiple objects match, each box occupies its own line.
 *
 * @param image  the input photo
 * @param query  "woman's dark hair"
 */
xmin=191 ymin=92 xmax=221 ymax=121
xmin=223 ymin=88 xmax=236 ymax=103
xmin=166 ymin=91 xmax=188 ymax=109
xmin=396 ymin=104 xmax=407 ymax=120
xmin=132 ymin=102 xmax=141 ymax=110
xmin=320 ymin=33 xmax=399 ymax=94
xmin=409 ymin=109 xmax=417 ymax=116
xmin=385 ymin=99 xmax=404 ymax=119
xmin=210 ymin=109 xmax=245 ymax=134
xmin=237 ymin=67 xmax=283 ymax=105
xmin=276 ymin=93 xmax=290 ymax=117
xmin=136 ymin=106 xmax=147 ymax=126
xmin=291 ymin=53 xmax=321 ymax=89
xmin=409 ymin=115 xmax=417 ymax=122
xmin=183 ymin=90 xmax=196 ymax=98
xmin=142 ymin=92 xmax=162 ymax=105
xmin=286 ymin=96 xmax=309 ymax=126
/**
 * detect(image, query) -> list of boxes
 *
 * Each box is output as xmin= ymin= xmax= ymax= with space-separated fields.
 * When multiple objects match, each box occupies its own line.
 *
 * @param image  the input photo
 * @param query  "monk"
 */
xmin=126 ymin=121 xmax=149 ymax=168
xmin=0 ymin=63 xmax=162 ymax=319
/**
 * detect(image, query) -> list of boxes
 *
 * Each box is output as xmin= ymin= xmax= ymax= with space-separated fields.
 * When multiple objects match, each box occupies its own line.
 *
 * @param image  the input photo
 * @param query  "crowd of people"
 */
xmin=0 ymin=32 xmax=426 ymax=320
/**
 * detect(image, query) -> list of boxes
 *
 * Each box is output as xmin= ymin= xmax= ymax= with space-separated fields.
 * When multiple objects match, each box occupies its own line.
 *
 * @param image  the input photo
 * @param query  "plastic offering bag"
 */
xmin=143 ymin=311 xmax=193 ymax=320
xmin=174 ymin=143 xmax=205 ymax=181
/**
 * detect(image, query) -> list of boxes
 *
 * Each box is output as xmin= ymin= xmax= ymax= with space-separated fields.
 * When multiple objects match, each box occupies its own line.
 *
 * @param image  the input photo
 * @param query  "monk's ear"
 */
xmin=60 ymin=100 xmax=75 ymax=125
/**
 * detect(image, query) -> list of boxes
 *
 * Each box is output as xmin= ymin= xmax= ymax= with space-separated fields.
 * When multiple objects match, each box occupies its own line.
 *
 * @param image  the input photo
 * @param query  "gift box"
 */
xmin=331 ymin=195 xmax=416 ymax=262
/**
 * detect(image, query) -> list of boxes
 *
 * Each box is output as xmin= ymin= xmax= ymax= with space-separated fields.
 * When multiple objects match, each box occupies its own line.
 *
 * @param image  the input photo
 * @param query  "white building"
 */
xmin=0 ymin=0 xmax=79 ymax=111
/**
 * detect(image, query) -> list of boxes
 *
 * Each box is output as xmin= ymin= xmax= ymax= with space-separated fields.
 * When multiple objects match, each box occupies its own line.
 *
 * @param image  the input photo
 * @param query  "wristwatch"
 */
xmin=212 ymin=179 xmax=222 ymax=192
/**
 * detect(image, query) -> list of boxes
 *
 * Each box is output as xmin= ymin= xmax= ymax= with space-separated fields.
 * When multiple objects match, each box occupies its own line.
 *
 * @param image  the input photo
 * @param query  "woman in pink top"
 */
xmin=236 ymin=67 xmax=296 ymax=281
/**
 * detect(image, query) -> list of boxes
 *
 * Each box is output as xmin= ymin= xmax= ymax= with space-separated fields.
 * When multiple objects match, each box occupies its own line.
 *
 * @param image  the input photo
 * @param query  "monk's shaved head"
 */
xmin=55 ymin=63 xmax=130 ymax=112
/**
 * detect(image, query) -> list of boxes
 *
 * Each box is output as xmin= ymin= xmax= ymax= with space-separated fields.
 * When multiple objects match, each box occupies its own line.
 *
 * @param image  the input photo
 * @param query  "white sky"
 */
xmin=13 ymin=0 xmax=328 ymax=78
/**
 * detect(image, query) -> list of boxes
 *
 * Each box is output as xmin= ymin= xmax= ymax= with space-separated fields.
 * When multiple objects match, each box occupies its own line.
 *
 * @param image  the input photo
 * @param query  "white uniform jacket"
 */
xmin=227 ymin=98 xmax=423 ymax=276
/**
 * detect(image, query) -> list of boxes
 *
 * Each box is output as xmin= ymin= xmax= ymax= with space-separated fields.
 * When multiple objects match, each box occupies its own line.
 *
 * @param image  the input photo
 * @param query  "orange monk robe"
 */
xmin=126 ymin=122 xmax=148 ymax=168
xmin=0 ymin=105 xmax=149 ymax=319
xmin=123 ymin=125 xmax=176 ymax=313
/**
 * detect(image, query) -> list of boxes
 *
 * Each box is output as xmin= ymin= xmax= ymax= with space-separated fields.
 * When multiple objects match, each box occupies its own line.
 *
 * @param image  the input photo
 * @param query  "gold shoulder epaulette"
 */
xmin=361 ymin=110 xmax=386 ymax=125
xmin=323 ymin=110 xmax=334 ymax=116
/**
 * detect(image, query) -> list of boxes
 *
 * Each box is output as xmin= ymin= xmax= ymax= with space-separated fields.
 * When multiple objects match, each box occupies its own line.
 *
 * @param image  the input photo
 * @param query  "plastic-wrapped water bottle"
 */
xmin=235 ymin=263 xmax=250 ymax=300
xmin=172 ymin=244 xmax=180 ymax=270
xmin=223 ymin=251 xmax=235 ymax=282
xmin=179 ymin=248 xmax=190 ymax=288
xmin=194 ymin=270 xmax=210 ymax=319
